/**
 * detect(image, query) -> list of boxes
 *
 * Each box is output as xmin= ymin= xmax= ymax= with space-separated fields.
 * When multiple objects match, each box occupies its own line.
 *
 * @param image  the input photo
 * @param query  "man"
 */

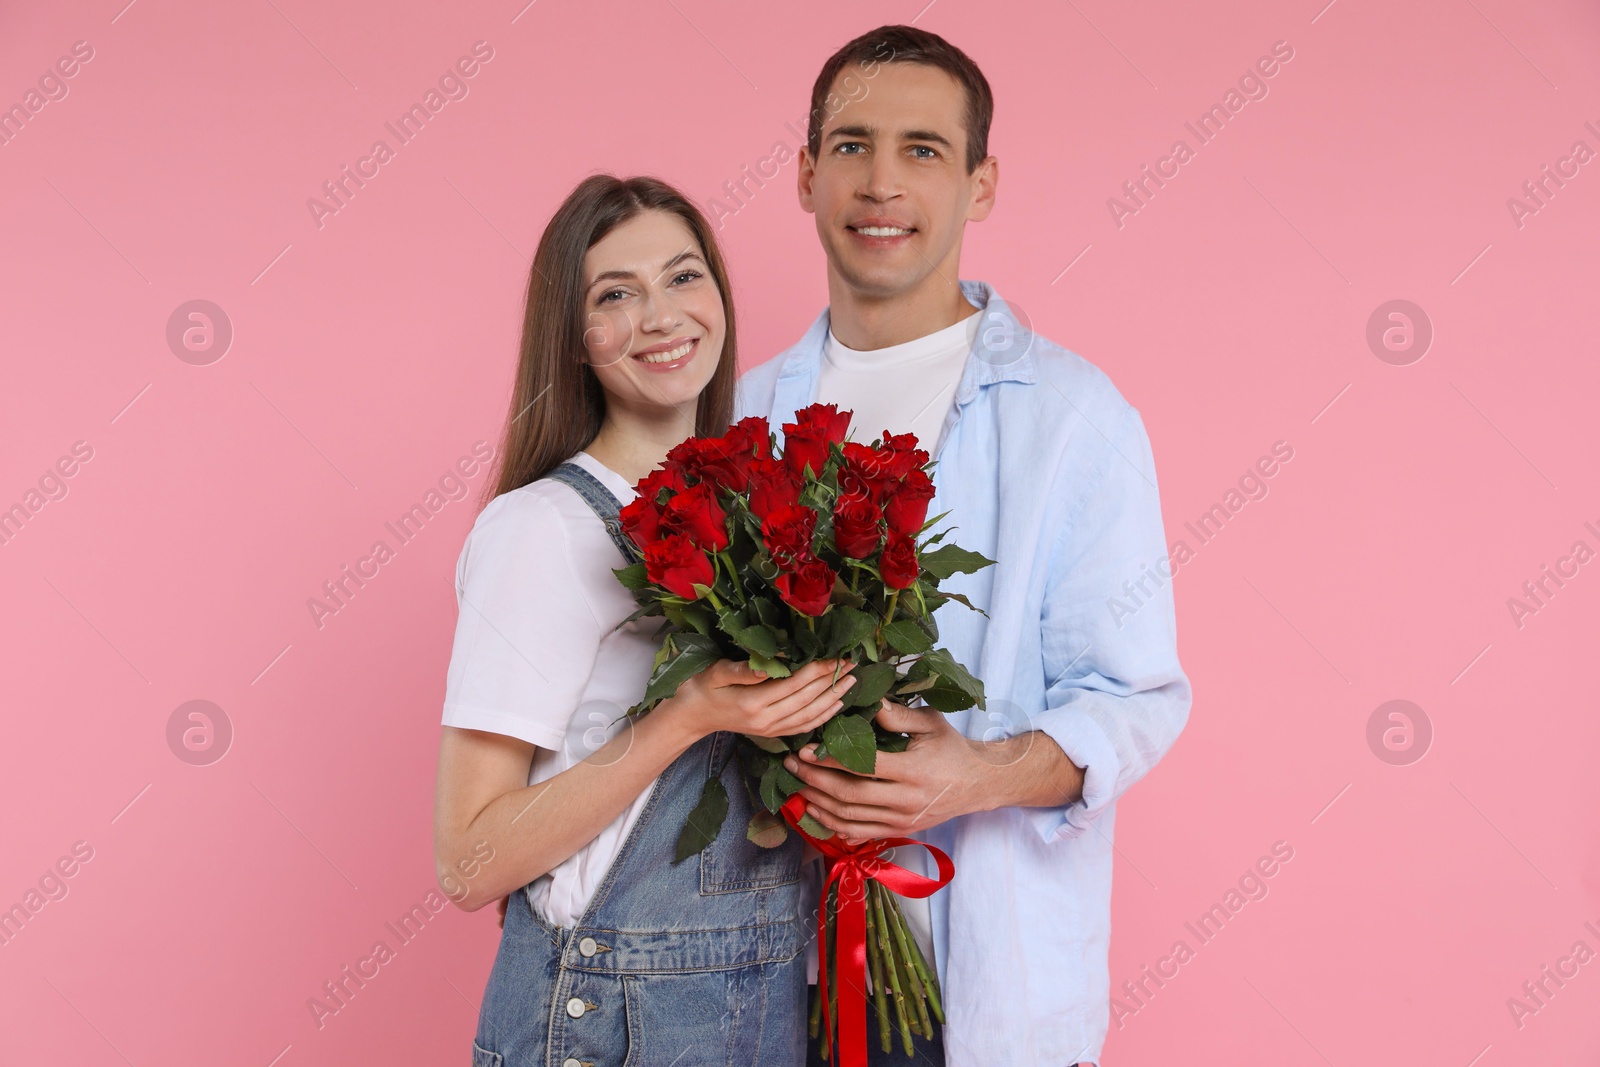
xmin=733 ymin=25 xmax=1193 ymax=1067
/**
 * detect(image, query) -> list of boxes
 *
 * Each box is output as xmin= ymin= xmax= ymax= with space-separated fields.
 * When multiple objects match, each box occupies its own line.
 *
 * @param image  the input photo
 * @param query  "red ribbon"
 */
xmin=780 ymin=793 xmax=955 ymax=1066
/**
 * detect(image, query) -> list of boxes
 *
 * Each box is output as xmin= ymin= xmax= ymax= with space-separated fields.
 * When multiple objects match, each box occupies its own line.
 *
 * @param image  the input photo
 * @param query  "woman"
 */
xmin=433 ymin=174 xmax=857 ymax=1067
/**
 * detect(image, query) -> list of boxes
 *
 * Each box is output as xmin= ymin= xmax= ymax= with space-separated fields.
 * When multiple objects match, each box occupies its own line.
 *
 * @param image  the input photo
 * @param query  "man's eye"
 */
xmin=911 ymin=146 xmax=937 ymax=159
xmin=837 ymin=142 xmax=865 ymax=155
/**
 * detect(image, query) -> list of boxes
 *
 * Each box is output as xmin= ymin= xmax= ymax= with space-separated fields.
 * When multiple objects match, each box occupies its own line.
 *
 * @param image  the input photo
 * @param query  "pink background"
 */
xmin=2 ymin=0 xmax=1597 ymax=1064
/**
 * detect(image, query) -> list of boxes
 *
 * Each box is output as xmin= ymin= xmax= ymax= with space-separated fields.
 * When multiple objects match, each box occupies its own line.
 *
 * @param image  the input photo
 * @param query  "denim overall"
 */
xmin=472 ymin=461 xmax=810 ymax=1067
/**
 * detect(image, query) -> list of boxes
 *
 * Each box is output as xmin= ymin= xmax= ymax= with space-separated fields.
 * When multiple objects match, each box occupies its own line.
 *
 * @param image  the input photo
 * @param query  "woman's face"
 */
xmin=580 ymin=210 xmax=725 ymax=419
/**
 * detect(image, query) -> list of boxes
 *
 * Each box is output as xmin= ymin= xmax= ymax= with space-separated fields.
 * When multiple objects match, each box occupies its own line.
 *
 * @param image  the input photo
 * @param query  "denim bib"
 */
xmin=470 ymin=461 xmax=809 ymax=1066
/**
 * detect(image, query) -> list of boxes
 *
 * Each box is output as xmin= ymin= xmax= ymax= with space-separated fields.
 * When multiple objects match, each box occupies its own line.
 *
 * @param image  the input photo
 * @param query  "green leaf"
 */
xmin=617 ymin=602 xmax=666 ymax=627
xmin=793 ymin=618 xmax=822 ymax=658
xmin=918 ymin=647 xmax=984 ymax=705
xmin=916 ymin=675 xmax=979 ymax=712
xmin=822 ymin=713 xmax=877 ymax=775
xmin=926 ymin=589 xmax=987 ymax=617
xmin=746 ymin=810 xmax=788 ymax=849
xmin=744 ymin=732 xmax=789 ymax=754
xmin=797 ymin=810 xmax=835 ymax=840
xmin=674 ymin=632 xmax=722 ymax=656
xmin=919 ymin=544 xmax=997 ymax=580
xmin=747 ymin=651 xmax=792 ymax=678
xmin=612 ymin=562 xmax=652 ymax=590
xmin=881 ymin=619 xmax=933 ymax=654
xmin=827 ymin=605 xmax=878 ymax=655
xmin=673 ymin=776 xmax=729 ymax=863
xmin=759 ymin=761 xmax=784 ymax=813
xmin=679 ymin=601 xmax=717 ymax=637
xmin=773 ymin=762 xmax=805 ymax=797
xmin=640 ymin=646 xmax=719 ymax=707
xmin=843 ymin=660 xmax=898 ymax=709
xmin=740 ymin=624 xmax=783 ymax=659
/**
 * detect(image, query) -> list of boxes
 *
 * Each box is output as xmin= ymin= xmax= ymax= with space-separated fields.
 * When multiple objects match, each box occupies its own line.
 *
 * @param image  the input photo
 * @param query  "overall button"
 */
xmin=563 ymin=1060 xmax=582 ymax=1067
xmin=578 ymin=936 xmax=597 ymax=958
xmin=566 ymin=996 xmax=586 ymax=1018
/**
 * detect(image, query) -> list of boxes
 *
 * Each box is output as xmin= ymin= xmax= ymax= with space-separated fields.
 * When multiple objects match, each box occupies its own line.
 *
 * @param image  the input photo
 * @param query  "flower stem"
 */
xmin=883 ymin=588 xmax=900 ymax=625
xmin=718 ymin=549 xmax=744 ymax=598
xmin=870 ymin=881 xmax=914 ymax=1055
xmin=864 ymin=885 xmax=893 ymax=1053
xmin=884 ymin=888 xmax=932 ymax=1037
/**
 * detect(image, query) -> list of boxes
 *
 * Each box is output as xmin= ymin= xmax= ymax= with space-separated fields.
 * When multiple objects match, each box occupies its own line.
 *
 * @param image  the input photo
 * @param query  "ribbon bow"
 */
xmin=780 ymin=793 xmax=954 ymax=1066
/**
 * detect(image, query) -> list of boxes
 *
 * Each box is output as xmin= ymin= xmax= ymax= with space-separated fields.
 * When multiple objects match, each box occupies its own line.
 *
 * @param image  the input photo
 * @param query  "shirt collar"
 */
xmin=776 ymin=279 xmax=1040 ymax=403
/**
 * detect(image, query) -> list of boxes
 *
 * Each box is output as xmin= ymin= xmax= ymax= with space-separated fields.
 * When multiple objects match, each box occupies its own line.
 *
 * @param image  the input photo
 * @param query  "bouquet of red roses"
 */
xmin=612 ymin=402 xmax=994 ymax=1061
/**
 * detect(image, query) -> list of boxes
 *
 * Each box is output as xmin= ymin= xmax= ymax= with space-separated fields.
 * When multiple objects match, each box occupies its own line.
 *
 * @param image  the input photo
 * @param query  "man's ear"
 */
xmin=797 ymin=146 xmax=818 ymax=214
xmin=967 ymin=155 xmax=999 ymax=223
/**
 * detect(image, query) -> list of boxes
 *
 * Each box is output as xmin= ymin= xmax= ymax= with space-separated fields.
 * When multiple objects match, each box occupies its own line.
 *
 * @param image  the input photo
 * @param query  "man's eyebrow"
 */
xmin=824 ymin=123 xmax=955 ymax=150
xmin=587 ymin=249 xmax=705 ymax=290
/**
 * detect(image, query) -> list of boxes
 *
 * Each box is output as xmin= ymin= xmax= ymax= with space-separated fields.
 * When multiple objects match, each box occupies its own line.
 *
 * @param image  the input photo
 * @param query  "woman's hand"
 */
xmin=663 ymin=658 xmax=857 ymax=742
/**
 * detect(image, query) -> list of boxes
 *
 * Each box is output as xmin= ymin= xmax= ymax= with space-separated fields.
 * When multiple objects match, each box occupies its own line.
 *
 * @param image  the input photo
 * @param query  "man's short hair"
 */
xmin=807 ymin=24 xmax=995 ymax=174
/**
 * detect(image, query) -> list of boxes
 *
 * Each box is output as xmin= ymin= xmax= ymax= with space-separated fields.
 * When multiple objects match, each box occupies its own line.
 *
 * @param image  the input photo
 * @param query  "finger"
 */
xmin=801 ymin=786 xmax=901 ymax=825
xmin=873 ymin=700 xmax=941 ymax=733
xmin=785 ymin=755 xmax=888 ymax=801
xmin=765 ymin=665 xmax=856 ymax=720
xmin=716 ymin=659 xmax=777 ymax=687
xmin=770 ymin=693 xmax=847 ymax=738
xmin=787 ymin=692 xmax=850 ymax=734
xmin=802 ymin=795 xmax=903 ymax=841
xmin=797 ymin=773 xmax=904 ymax=813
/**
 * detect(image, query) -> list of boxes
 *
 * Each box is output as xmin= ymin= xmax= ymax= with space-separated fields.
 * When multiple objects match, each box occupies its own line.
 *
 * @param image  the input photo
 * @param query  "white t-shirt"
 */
xmin=819 ymin=304 xmax=983 ymax=453
xmin=440 ymin=449 xmax=664 ymax=928
xmin=810 ymin=305 xmax=982 ymax=983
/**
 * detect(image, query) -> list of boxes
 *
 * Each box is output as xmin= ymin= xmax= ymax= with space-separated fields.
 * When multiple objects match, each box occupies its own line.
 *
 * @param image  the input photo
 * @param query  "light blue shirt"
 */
xmin=734 ymin=279 xmax=1192 ymax=1067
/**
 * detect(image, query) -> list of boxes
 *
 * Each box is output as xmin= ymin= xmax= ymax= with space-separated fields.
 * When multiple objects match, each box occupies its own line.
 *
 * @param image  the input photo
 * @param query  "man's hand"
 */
xmin=784 ymin=701 xmax=1087 ymax=844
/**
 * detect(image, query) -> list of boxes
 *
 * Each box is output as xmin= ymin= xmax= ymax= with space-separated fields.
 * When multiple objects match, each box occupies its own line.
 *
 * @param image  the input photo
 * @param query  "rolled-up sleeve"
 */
xmin=1028 ymin=403 xmax=1192 ymax=844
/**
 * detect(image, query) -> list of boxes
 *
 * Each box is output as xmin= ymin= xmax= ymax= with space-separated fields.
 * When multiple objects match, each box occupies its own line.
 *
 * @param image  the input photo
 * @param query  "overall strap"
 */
xmin=546 ymin=461 xmax=643 ymax=566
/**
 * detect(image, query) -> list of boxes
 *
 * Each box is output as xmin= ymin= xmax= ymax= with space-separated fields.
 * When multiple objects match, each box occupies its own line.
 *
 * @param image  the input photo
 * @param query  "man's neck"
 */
xmin=825 ymin=270 xmax=976 ymax=351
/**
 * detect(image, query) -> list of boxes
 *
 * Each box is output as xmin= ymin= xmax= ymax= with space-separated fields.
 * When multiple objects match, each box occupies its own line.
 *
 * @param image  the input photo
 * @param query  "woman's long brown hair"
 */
xmin=480 ymin=174 xmax=739 ymax=507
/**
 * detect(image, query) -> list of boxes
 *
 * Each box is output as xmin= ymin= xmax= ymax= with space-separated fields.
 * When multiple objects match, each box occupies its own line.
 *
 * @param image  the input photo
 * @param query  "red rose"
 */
xmin=836 ymin=461 xmax=883 ymax=506
xmin=841 ymin=441 xmax=899 ymax=483
xmin=693 ymin=418 xmax=772 ymax=494
xmin=747 ymin=459 xmax=802 ymax=521
xmin=884 ymin=468 xmax=935 ymax=536
xmin=879 ymin=530 xmax=920 ymax=589
xmin=635 ymin=464 xmax=688 ymax=506
xmin=661 ymin=482 xmax=730 ymax=552
xmin=727 ymin=416 xmax=773 ymax=461
xmin=664 ymin=437 xmax=719 ymax=486
xmin=619 ymin=496 xmax=662 ymax=548
xmin=775 ymin=555 xmax=837 ymax=616
xmin=644 ymin=533 xmax=716 ymax=599
xmin=761 ymin=504 xmax=816 ymax=569
xmin=879 ymin=430 xmax=930 ymax=479
xmin=831 ymin=491 xmax=883 ymax=559
xmin=782 ymin=403 xmax=853 ymax=480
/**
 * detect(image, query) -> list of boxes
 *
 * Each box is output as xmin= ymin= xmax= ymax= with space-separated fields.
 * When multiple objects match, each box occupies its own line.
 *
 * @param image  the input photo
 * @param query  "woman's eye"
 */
xmin=598 ymin=289 xmax=626 ymax=304
xmin=672 ymin=270 xmax=703 ymax=285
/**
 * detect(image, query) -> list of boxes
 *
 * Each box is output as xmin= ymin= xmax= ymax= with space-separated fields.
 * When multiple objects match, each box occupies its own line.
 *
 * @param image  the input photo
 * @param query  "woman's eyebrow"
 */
xmin=588 ymin=250 xmax=706 ymax=291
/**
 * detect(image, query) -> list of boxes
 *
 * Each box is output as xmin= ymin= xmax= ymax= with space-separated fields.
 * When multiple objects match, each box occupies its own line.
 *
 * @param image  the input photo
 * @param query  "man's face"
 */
xmin=799 ymin=61 xmax=995 ymax=300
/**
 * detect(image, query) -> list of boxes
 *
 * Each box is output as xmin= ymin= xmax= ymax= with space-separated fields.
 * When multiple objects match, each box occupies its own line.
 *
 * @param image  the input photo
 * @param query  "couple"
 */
xmin=432 ymin=23 xmax=1190 ymax=1067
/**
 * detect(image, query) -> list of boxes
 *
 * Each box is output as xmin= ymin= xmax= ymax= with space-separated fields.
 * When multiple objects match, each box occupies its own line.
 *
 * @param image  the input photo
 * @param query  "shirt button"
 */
xmin=566 ymin=996 xmax=586 ymax=1018
xmin=578 ymin=936 xmax=598 ymax=957
xmin=563 ymin=1060 xmax=582 ymax=1067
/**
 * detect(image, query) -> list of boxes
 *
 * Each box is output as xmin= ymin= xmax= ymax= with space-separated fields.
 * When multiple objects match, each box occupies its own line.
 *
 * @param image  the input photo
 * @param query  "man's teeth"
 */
xmin=636 ymin=339 xmax=694 ymax=364
xmin=856 ymin=226 xmax=912 ymax=237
